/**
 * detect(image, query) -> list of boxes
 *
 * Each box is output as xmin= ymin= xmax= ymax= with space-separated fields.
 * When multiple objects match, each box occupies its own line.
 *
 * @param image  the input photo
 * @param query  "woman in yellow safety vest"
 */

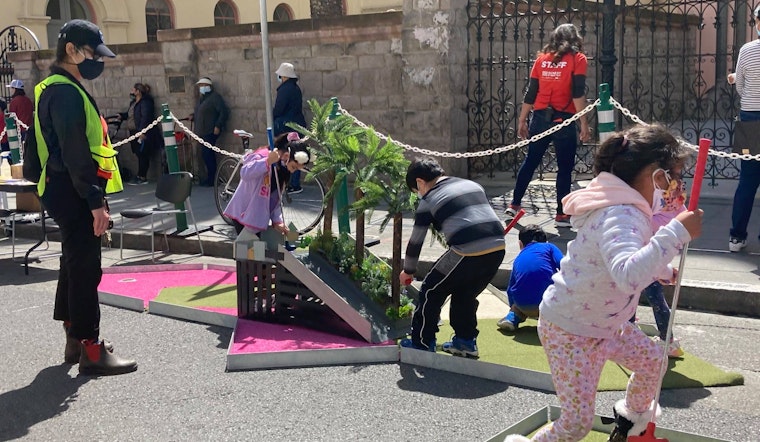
xmin=32 ymin=19 xmax=136 ymax=376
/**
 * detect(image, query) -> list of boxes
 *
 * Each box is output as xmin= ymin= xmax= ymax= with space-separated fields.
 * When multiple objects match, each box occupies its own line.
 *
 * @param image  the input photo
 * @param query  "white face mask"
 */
xmin=199 ymin=85 xmax=211 ymax=94
xmin=651 ymin=169 xmax=666 ymax=214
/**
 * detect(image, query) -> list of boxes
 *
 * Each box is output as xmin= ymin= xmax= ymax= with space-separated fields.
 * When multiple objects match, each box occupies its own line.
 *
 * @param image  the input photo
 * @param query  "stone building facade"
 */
xmin=10 ymin=0 xmax=470 ymax=178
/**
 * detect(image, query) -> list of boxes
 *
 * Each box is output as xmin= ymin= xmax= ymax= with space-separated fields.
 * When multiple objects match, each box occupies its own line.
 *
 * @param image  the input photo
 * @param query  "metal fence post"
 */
xmin=161 ymin=103 xmax=188 ymax=232
xmin=597 ymin=83 xmax=615 ymax=144
xmin=600 ymin=0 xmax=618 ymax=98
xmin=4 ymin=111 xmax=21 ymax=164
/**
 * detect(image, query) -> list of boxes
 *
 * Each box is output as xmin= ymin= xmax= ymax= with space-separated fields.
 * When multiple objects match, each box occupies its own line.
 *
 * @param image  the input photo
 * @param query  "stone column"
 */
xmin=401 ymin=0 xmax=468 ymax=177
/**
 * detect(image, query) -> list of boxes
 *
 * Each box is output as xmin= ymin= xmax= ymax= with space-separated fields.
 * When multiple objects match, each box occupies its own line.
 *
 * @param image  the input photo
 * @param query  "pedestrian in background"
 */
xmin=399 ymin=158 xmax=506 ymax=357
xmin=193 ymin=77 xmax=229 ymax=186
xmin=5 ymin=79 xmax=33 ymax=140
xmin=727 ymin=5 xmax=760 ymax=253
xmin=509 ymin=23 xmax=591 ymax=228
xmin=32 ymin=19 xmax=137 ymax=376
xmin=273 ymin=62 xmax=307 ymax=194
xmin=126 ymin=83 xmax=161 ymax=185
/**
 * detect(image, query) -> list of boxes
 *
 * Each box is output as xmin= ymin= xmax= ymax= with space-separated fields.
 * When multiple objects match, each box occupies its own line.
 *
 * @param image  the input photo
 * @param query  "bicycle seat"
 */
xmin=233 ymin=129 xmax=253 ymax=139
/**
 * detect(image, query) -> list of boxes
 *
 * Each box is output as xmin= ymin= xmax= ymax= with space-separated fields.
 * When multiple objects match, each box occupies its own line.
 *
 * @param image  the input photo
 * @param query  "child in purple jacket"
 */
xmin=223 ymin=133 xmax=310 ymax=236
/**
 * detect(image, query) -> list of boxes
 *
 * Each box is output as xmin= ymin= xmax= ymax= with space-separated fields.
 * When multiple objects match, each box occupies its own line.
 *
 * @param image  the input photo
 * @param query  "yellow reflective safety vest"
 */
xmin=33 ymin=74 xmax=123 ymax=196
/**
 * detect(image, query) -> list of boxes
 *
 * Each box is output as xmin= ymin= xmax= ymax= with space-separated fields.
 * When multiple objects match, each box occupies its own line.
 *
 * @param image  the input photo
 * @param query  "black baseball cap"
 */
xmin=58 ymin=19 xmax=116 ymax=58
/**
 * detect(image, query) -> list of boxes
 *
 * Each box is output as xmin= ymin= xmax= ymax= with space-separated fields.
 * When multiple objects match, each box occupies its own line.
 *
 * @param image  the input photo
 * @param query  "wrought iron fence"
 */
xmin=467 ymin=0 xmax=759 ymax=186
xmin=0 ymin=26 xmax=41 ymax=103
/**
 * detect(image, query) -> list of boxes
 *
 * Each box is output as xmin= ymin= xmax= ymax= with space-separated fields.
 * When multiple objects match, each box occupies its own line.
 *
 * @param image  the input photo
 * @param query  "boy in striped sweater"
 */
xmin=399 ymin=159 xmax=506 ymax=357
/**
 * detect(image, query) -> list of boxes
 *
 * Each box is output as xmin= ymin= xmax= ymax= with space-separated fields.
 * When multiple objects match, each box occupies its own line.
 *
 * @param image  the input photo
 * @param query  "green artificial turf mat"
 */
xmin=438 ymin=318 xmax=744 ymax=391
xmin=528 ymin=428 xmax=608 ymax=441
xmin=155 ymin=285 xmax=237 ymax=308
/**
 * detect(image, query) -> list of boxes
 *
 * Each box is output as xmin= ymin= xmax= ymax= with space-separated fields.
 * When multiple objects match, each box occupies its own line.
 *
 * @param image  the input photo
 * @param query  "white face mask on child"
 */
xmin=651 ymin=169 xmax=667 ymax=214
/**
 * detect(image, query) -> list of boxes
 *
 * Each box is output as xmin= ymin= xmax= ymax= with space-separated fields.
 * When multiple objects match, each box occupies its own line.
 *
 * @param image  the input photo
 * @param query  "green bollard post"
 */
xmin=4 ymin=111 xmax=21 ymax=165
xmin=597 ymin=83 xmax=615 ymax=144
xmin=331 ymin=97 xmax=351 ymax=235
xmin=161 ymin=104 xmax=188 ymax=232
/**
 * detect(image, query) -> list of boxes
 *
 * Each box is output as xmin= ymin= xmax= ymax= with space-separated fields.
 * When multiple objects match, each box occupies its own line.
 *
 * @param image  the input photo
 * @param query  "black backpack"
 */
xmin=22 ymin=124 xmax=43 ymax=183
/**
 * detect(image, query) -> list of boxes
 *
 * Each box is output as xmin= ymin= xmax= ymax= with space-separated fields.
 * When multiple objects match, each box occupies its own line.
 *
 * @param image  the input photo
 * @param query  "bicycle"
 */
xmin=214 ymin=130 xmax=326 ymax=234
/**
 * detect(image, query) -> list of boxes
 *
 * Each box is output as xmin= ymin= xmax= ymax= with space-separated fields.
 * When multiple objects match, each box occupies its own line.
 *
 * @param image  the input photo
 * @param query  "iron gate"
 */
xmin=0 ymin=26 xmax=41 ymax=104
xmin=467 ymin=0 xmax=760 ymax=185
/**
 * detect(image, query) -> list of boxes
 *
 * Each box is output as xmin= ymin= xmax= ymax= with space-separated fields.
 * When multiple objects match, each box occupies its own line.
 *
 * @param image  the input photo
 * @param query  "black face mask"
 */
xmin=129 ymin=93 xmax=136 ymax=100
xmin=77 ymin=58 xmax=105 ymax=80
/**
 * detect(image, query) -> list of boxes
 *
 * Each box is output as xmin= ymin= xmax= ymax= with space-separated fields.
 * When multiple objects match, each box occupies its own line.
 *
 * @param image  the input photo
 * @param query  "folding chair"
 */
xmin=119 ymin=171 xmax=204 ymax=261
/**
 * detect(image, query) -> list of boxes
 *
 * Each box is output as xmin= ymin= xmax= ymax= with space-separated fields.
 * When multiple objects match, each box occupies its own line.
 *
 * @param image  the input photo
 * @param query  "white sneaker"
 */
xmin=653 ymin=336 xmax=684 ymax=358
xmin=729 ymin=237 xmax=747 ymax=252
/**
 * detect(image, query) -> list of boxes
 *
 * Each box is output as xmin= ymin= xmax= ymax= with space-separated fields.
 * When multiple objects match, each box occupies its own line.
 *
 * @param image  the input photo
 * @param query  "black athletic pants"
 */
xmin=410 ymin=248 xmax=505 ymax=347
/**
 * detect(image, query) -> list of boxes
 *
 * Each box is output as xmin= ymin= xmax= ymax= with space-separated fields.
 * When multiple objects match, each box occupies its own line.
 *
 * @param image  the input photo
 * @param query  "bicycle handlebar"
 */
xmin=233 ymin=129 xmax=254 ymax=139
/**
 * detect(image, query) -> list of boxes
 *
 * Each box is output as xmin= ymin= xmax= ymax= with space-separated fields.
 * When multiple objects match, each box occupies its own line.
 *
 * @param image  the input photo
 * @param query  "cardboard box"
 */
xmin=10 ymin=164 xmax=42 ymax=213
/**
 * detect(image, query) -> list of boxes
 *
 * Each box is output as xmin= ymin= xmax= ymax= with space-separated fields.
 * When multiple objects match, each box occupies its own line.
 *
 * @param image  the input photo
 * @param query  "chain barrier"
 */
xmin=608 ymin=97 xmax=760 ymax=162
xmin=110 ymin=115 xmax=163 ymax=148
xmin=170 ymin=112 xmax=243 ymax=160
xmin=338 ymin=99 xmax=600 ymax=159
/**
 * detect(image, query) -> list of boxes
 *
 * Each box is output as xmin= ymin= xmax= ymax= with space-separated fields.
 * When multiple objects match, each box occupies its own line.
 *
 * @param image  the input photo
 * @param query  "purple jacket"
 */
xmin=223 ymin=147 xmax=283 ymax=233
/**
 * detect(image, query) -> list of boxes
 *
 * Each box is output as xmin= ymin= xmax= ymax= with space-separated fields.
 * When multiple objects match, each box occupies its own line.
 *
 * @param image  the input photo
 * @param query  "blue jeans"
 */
xmin=289 ymin=169 xmax=301 ymax=189
xmin=512 ymin=109 xmax=578 ymax=215
xmin=731 ymin=110 xmax=760 ymax=240
xmin=640 ymin=281 xmax=671 ymax=340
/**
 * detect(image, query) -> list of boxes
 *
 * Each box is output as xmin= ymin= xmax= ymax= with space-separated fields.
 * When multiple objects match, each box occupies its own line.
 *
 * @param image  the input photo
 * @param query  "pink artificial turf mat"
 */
xmin=231 ymin=318 xmax=394 ymax=354
xmin=99 ymin=269 xmax=237 ymax=307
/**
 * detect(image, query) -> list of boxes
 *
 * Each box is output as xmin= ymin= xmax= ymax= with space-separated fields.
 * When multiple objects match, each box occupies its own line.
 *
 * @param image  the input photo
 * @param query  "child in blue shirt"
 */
xmin=497 ymin=224 xmax=563 ymax=331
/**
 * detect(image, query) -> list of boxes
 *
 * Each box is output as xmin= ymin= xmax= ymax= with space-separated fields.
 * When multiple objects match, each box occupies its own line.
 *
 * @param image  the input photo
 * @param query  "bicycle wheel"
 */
xmin=214 ymin=156 xmax=240 ymax=226
xmin=280 ymin=168 xmax=325 ymax=234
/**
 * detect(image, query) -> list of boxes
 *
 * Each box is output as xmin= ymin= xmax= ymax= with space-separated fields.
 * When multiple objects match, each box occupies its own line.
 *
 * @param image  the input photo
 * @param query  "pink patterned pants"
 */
xmin=532 ymin=319 xmax=662 ymax=441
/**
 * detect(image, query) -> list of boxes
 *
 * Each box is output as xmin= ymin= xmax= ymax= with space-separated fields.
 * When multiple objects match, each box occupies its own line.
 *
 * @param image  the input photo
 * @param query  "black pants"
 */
xmin=41 ymin=175 xmax=102 ymax=341
xmin=201 ymin=133 xmax=219 ymax=185
xmin=130 ymin=135 xmax=151 ymax=178
xmin=410 ymin=248 xmax=505 ymax=346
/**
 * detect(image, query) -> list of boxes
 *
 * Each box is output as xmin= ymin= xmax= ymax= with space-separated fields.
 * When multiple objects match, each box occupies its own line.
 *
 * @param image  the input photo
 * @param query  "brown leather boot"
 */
xmin=78 ymin=340 xmax=137 ymax=376
xmin=63 ymin=324 xmax=113 ymax=364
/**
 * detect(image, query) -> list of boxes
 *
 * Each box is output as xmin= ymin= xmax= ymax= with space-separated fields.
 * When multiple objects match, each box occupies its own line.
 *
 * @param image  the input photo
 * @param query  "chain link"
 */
xmin=609 ymin=97 xmax=760 ymax=162
xmin=111 ymin=115 xmax=164 ymax=148
xmin=170 ymin=113 xmax=243 ymax=159
xmin=339 ymin=100 xmax=600 ymax=158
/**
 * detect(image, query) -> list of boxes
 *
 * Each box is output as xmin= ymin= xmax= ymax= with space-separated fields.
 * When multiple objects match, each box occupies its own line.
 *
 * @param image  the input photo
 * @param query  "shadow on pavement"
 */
xmin=0 ymin=365 xmax=89 ymax=441
xmin=396 ymin=363 xmax=508 ymax=399
xmin=207 ymin=325 xmax=233 ymax=350
xmin=0 ymin=258 xmax=59 ymax=286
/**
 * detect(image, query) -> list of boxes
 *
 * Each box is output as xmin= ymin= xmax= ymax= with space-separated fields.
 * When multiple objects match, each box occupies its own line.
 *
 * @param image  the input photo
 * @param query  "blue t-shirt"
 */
xmin=507 ymin=242 xmax=563 ymax=308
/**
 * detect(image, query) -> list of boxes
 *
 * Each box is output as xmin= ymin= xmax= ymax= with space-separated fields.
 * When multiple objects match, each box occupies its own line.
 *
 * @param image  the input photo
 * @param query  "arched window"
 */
xmin=273 ymin=4 xmax=293 ymax=22
xmin=214 ymin=1 xmax=238 ymax=26
xmin=145 ymin=0 xmax=173 ymax=42
xmin=46 ymin=0 xmax=91 ymax=48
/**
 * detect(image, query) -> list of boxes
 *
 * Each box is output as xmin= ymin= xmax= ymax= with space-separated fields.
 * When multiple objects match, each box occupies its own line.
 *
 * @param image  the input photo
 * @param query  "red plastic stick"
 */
xmin=688 ymin=138 xmax=711 ymax=211
xmin=504 ymin=208 xmax=526 ymax=234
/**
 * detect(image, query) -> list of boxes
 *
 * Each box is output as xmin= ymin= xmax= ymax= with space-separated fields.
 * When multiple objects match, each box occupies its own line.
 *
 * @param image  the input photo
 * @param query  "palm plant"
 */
xmin=350 ymin=135 xmax=412 ymax=306
xmin=287 ymin=98 xmax=363 ymax=235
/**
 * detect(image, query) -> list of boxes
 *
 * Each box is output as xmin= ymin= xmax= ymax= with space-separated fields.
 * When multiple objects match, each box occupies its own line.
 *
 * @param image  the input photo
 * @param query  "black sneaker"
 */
xmin=287 ymin=186 xmax=303 ymax=194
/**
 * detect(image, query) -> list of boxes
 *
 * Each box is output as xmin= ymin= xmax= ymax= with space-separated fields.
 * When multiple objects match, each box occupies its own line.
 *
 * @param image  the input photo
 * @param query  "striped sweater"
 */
xmin=735 ymin=39 xmax=760 ymax=111
xmin=403 ymin=177 xmax=505 ymax=274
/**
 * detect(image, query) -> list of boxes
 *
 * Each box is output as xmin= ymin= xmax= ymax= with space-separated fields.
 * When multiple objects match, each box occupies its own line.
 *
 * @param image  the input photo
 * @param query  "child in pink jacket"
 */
xmin=505 ymin=124 xmax=703 ymax=442
xmin=223 ymin=133 xmax=309 ymax=237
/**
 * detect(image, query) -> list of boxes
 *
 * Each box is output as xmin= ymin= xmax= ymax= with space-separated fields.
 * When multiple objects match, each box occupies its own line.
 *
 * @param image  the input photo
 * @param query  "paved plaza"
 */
xmin=1 ymin=166 xmax=760 ymax=441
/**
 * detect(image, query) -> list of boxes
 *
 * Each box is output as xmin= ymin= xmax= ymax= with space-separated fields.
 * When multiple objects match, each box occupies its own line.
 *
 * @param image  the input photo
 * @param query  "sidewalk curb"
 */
xmin=12 ymin=224 xmax=760 ymax=319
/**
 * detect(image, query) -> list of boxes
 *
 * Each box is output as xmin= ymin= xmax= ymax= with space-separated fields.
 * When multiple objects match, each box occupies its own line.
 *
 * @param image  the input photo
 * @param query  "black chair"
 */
xmin=119 ymin=172 xmax=204 ymax=261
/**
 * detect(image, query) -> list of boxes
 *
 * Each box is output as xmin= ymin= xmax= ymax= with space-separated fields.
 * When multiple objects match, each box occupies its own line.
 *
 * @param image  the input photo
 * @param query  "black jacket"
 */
xmin=193 ymin=90 xmax=229 ymax=137
xmin=273 ymin=78 xmax=306 ymax=135
xmin=133 ymin=94 xmax=162 ymax=149
xmin=37 ymin=66 xmax=105 ymax=210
